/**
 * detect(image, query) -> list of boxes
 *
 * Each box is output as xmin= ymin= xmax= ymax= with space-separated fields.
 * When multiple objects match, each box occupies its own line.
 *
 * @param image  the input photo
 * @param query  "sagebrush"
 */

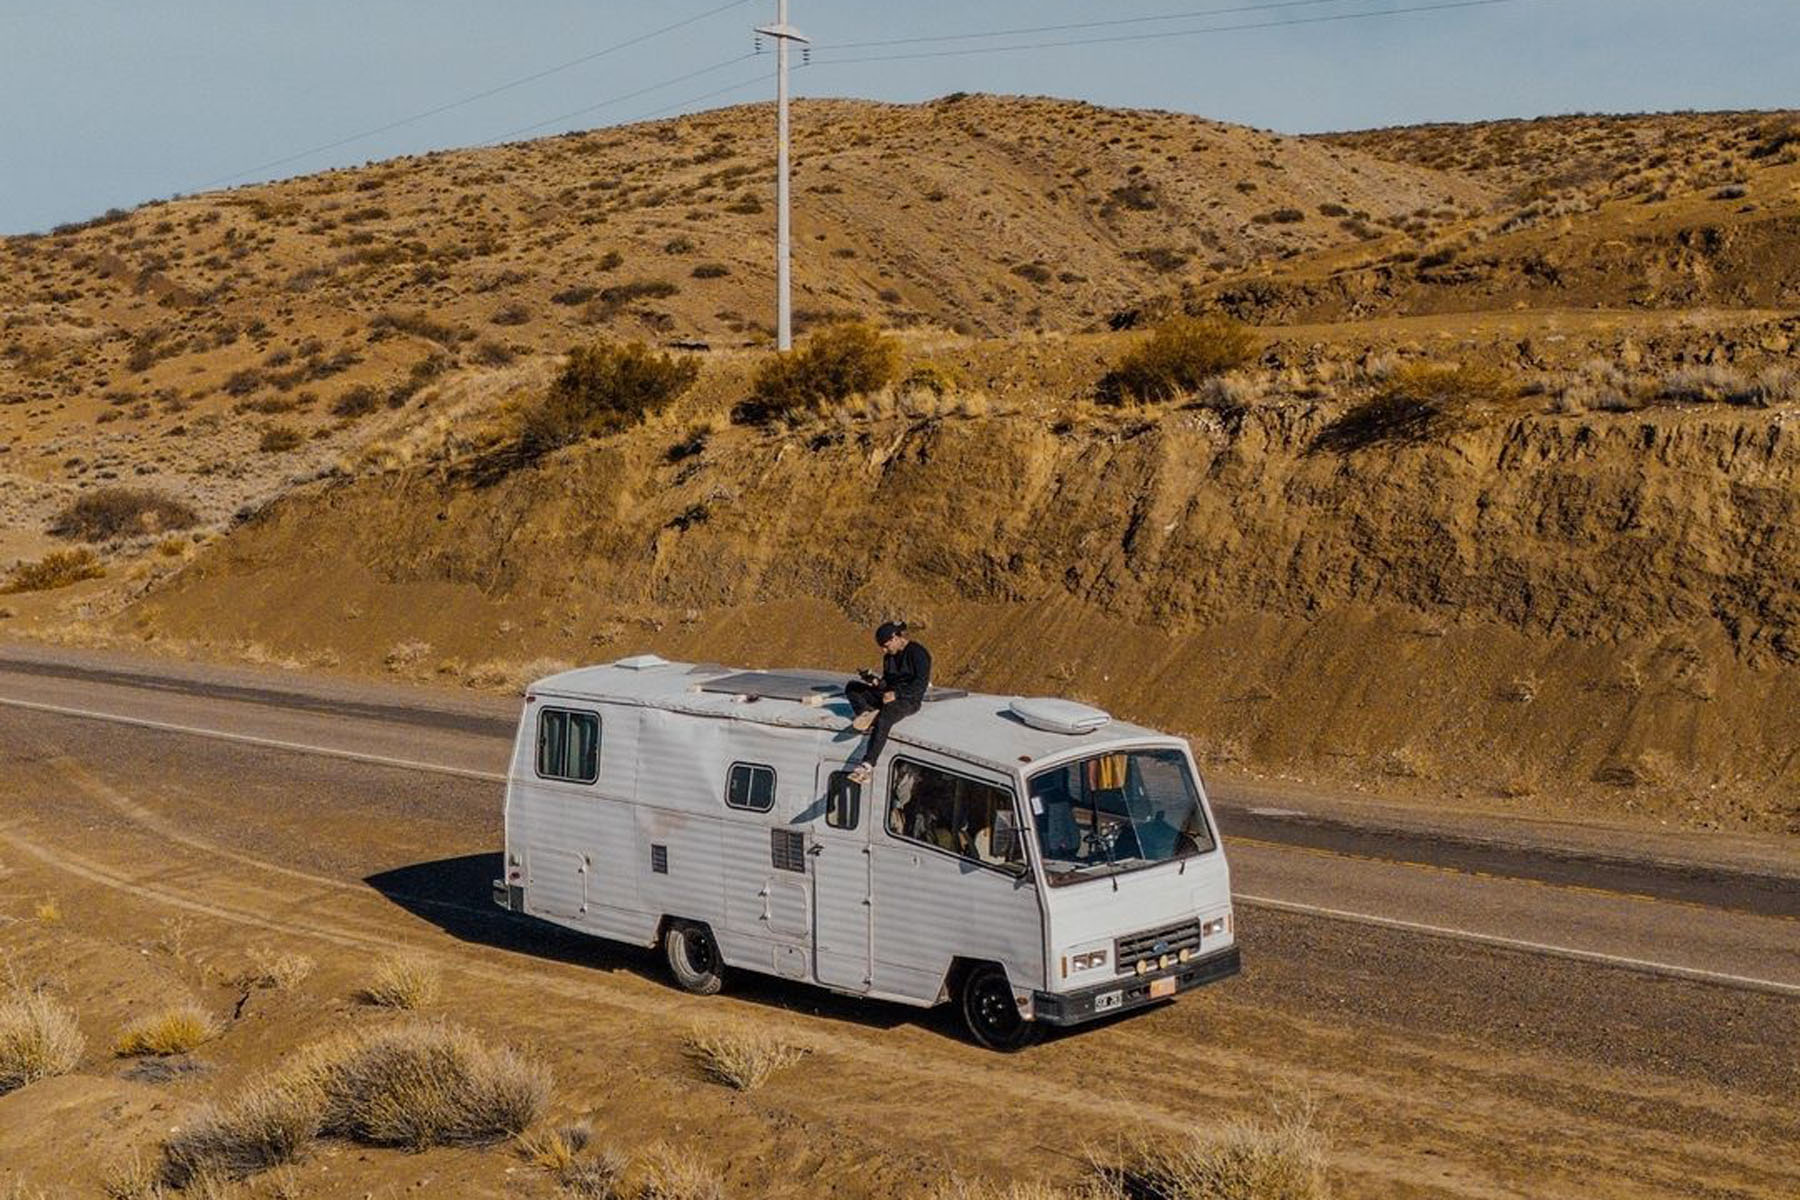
xmin=49 ymin=486 xmax=198 ymax=542
xmin=1100 ymin=314 xmax=1260 ymax=404
xmin=744 ymin=322 xmax=899 ymax=422
xmin=523 ymin=339 xmax=700 ymax=452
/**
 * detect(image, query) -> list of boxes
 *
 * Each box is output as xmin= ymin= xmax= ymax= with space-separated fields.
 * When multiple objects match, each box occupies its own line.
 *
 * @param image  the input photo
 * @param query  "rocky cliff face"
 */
xmin=137 ymin=398 xmax=1800 ymax=831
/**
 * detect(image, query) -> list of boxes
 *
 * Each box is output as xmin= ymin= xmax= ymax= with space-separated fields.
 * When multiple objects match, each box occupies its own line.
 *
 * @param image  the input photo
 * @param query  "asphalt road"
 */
xmin=2 ymin=645 xmax=1797 ymax=995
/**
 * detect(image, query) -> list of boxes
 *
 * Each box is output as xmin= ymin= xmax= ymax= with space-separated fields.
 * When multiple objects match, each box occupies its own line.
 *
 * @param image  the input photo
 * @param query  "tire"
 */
xmin=958 ymin=963 xmax=1040 ymax=1052
xmin=663 ymin=922 xmax=724 ymax=996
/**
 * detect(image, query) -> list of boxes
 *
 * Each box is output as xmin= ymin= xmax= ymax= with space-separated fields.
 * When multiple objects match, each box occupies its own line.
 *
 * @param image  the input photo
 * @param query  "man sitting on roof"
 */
xmin=845 ymin=621 xmax=931 ymax=785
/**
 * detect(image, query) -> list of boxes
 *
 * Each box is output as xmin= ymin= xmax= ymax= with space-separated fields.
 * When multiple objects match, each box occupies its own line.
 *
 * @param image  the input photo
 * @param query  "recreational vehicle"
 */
xmin=495 ymin=655 xmax=1239 ymax=1049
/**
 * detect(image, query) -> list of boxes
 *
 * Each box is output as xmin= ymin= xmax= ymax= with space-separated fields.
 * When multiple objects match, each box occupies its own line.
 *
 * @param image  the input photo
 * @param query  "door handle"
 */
xmin=807 ymin=844 xmax=824 ymax=856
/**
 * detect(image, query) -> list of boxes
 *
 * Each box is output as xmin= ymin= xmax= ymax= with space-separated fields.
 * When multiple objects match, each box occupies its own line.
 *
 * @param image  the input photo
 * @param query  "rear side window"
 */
xmin=536 ymin=708 xmax=600 ymax=783
xmin=726 ymin=763 xmax=776 ymax=812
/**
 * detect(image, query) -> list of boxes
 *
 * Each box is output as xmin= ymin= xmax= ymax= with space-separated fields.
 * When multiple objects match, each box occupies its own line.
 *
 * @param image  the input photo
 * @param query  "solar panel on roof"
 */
xmin=695 ymin=670 xmax=970 ymax=706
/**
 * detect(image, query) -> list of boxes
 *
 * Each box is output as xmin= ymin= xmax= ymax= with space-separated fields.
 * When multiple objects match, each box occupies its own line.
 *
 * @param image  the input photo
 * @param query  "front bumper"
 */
xmin=1032 ymin=944 xmax=1240 ymax=1026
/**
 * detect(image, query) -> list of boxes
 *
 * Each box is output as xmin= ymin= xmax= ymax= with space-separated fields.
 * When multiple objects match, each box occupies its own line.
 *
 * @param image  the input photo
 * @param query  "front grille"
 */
xmin=1115 ymin=919 xmax=1202 ymax=975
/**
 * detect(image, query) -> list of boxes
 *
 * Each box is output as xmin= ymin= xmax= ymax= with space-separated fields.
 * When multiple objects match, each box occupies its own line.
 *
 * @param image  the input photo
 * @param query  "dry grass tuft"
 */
xmin=163 ymin=1022 xmax=548 ymax=1184
xmin=308 ymin=1021 xmax=550 ymax=1150
xmin=1098 ymin=1102 xmax=1329 ymax=1200
xmin=683 ymin=1023 xmax=807 ymax=1091
xmin=520 ymin=1123 xmax=592 ymax=1171
xmin=103 ymin=1150 xmax=167 ymax=1200
xmin=162 ymin=1078 xmax=322 ymax=1187
xmin=360 ymin=952 xmax=440 ymax=1009
xmin=2 ymin=549 xmax=106 ymax=594
xmin=637 ymin=1143 xmax=725 ymax=1200
xmin=0 ymin=989 xmax=86 ymax=1094
xmin=240 ymin=948 xmax=315 ymax=991
xmin=33 ymin=896 xmax=62 ymax=923
xmin=924 ymin=1180 xmax=1087 ymax=1200
xmin=115 ymin=1004 xmax=220 ymax=1057
xmin=558 ymin=1151 xmax=630 ymax=1198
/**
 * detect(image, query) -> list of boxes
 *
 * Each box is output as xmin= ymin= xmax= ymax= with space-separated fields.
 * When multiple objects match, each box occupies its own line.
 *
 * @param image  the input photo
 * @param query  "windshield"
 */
xmin=1027 ymin=748 xmax=1215 ymax=886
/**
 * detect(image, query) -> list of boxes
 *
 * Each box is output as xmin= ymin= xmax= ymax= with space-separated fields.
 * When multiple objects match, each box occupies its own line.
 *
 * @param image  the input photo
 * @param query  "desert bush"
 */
xmin=472 ymin=339 xmax=518 ymax=366
xmin=308 ymin=1022 xmax=549 ymax=1150
xmin=241 ymin=948 xmax=315 ymax=991
xmin=103 ymin=1150 xmax=166 ymax=1200
xmin=369 ymin=310 xmax=468 ymax=348
xmin=492 ymin=302 xmax=533 ymax=327
xmin=1099 ymin=1104 xmax=1328 ymax=1200
xmin=331 ymin=383 xmax=382 ymax=417
xmin=115 ymin=1004 xmax=219 ymax=1057
xmin=924 ymin=1181 xmax=1083 ymax=1200
xmin=742 ymin=322 xmax=899 ymax=423
xmin=50 ymin=486 xmax=198 ymax=541
xmin=360 ymin=952 xmax=441 ymax=1009
xmin=1313 ymin=362 xmax=1512 ymax=452
xmin=584 ymin=279 xmax=680 ymax=322
xmin=520 ymin=1123 xmax=591 ymax=1171
xmin=258 ymin=426 xmax=303 ymax=453
xmin=637 ymin=1144 xmax=725 ymax=1200
xmin=690 ymin=262 xmax=731 ymax=279
xmin=1099 ymin=314 xmax=1260 ymax=404
xmin=901 ymin=361 xmax=967 ymax=397
xmin=521 ymin=340 xmax=701 ymax=454
xmin=558 ymin=1151 xmax=629 ymax=1199
xmin=162 ymin=1078 xmax=322 ymax=1186
xmin=2 ymin=548 xmax=105 ymax=593
xmin=684 ymin=1024 xmax=806 ymax=1091
xmin=0 ymin=989 xmax=85 ymax=1093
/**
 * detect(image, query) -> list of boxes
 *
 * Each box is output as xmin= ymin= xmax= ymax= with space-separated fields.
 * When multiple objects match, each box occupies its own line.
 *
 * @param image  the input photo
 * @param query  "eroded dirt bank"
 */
xmin=122 ymin=398 xmax=1800 ymax=832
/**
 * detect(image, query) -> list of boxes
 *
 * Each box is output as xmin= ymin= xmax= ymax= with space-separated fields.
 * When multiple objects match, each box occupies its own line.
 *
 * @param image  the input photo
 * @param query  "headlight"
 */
xmin=1202 ymin=915 xmax=1230 ymax=938
xmin=1071 ymin=949 xmax=1108 ymax=971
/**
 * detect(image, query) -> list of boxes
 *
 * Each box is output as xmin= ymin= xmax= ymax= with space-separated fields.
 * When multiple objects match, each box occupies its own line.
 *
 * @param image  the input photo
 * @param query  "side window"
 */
xmin=887 ymin=759 xmax=1025 ymax=871
xmin=535 ymin=708 xmax=600 ymax=783
xmin=825 ymin=771 xmax=861 ymax=829
xmin=726 ymin=763 xmax=776 ymax=812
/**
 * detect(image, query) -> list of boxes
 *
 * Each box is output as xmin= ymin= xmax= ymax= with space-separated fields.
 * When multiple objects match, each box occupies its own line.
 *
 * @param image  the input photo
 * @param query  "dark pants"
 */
xmin=846 ymin=681 xmax=921 ymax=767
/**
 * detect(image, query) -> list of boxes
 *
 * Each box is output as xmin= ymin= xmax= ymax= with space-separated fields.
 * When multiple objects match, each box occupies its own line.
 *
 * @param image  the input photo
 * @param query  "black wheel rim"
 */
xmin=682 ymin=930 xmax=717 ymax=976
xmin=971 ymin=975 xmax=1023 ymax=1042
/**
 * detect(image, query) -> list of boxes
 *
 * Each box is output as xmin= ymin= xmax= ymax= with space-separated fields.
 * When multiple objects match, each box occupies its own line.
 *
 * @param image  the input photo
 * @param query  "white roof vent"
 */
xmin=1009 ymin=697 xmax=1111 ymax=735
xmin=614 ymin=653 xmax=672 ymax=671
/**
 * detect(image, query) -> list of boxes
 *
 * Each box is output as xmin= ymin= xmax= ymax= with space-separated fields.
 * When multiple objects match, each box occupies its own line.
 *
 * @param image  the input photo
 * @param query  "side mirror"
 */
xmin=991 ymin=811 xmax=1025 ymax=867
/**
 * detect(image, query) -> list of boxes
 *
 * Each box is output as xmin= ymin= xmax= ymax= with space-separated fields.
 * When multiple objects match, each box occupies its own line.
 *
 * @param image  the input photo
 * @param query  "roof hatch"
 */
xmin=1008 ymin=697 xmax=1111 ymax=735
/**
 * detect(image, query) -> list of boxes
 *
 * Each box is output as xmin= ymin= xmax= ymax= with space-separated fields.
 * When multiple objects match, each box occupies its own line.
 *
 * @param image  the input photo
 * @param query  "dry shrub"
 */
xmin=241 ymin=948 xmax=314 ymax=991
xmin=34 ymin=896 xmax=63 ymax=923
xmin=520 ymin=1123 xmax=591 ymax=1171
xmin=523 ymin=339 xmax=700 ymax=452
xmin=0 ymin=989 xmax=86 ymax=1093
xmin=924 ymin=1181 xmax=1085 ymax=1200
xmin=2 ymin=548 xmax=105 ymax=594
xmin=361 ymin=952 xmax=440 ymax=1009
xmin=49 ymin=486 xmax=198 ymax=542
xmin=103 ymin=1150 xmax=167 ymax=1200
xmin=684 ymin=1024 xmax=807 ymax=1091
xmin=637 ymin=1144 xmax=724 ymax=1200
xmin=115 ymin=1004 xmax=219 ymax=1057
xmin=1313 ymin=362 xmax=1513 ymax=452
xmin=901 ymin=361 xmax=967 ymax=398
xmin=561 ymin=1152 xmax=630 ymax=1198
xmin=309 ymin=1022 xmax=550 ymax=1150
xmin=1100 ymin=315 xmax=1259 ymax=404
xmin=257 ymin=426 xmax=303 ymax=453
xmin=1101 ymin=1105 xmax=1328 ymax=1200
xmin=163 ymin=1023 xmax=548 ymax=1184
xmin=162 ymin=1078 xmax=322 ymax=1186
xmin=743 ymin=322 xmax=900 ymax=423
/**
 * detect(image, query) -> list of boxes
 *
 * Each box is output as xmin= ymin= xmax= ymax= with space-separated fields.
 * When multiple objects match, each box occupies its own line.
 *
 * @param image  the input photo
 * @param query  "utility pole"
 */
xmin=755 ymin=0 xmax=807 ymax=350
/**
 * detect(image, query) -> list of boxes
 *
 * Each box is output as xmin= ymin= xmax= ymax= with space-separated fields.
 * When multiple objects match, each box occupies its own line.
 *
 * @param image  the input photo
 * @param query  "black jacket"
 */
xmin=881 ymin=641 xmax=931 ymax=705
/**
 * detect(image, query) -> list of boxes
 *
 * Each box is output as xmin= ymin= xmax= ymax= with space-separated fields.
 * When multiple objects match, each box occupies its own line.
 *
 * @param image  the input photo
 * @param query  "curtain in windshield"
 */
xmin=1027 ymin=749 xmax=1213 ymax=885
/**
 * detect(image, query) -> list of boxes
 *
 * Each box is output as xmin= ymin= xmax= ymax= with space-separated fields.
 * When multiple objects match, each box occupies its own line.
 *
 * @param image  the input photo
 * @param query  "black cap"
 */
xmin=875 ymin=621 xmax=905 ymax=644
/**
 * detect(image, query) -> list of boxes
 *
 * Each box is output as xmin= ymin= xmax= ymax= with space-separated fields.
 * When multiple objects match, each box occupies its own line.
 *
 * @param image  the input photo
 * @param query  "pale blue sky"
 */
xmin=1 ymin=0 xmax=1793 ymax=233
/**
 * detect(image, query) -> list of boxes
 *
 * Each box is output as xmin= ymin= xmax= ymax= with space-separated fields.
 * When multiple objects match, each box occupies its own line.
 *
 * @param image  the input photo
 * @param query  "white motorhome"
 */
xmin=495 ymin=655 xmax=1238 ymax=1049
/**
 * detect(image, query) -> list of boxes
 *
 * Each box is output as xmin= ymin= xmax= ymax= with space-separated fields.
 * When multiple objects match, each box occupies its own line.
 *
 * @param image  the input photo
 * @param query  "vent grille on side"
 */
xmin=650 ymin=844 xmax=668 ymax=875
xmin=771 ymin=829 xmax=807 ymax=873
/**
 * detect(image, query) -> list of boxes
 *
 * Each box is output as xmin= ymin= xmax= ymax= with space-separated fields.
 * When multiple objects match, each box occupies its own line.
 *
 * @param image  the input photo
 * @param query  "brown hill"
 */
xmin=4 ymin=97 xmax=1800 ymax=833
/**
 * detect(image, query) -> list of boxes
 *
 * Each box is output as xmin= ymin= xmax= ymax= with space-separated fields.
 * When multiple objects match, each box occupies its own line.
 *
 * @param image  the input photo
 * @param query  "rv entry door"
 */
xmin=811 ymin=765 xmax=873 ymax=991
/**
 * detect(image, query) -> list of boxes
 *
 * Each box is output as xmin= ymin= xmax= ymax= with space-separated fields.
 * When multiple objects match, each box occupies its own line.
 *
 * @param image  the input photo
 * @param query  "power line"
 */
xmin=808 ymin=0 xmax=1527 ymax=69
xmin=484 ymin=54 xmax=759 ymax=146
xmin=827 ymin=0 xmax=1370 ymax=51
xmin=200 ymin=0 xmax=751 ymax=187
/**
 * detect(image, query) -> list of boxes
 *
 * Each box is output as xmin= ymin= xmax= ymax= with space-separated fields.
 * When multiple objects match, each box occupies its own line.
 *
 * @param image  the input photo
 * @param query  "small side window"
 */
xmin=536 ymin=708 xmax=600 ymax=783
xmin=825 ymin=771 xmax=861 ymax=830
xmin=726 ymin=762 xmax=776 ymax=812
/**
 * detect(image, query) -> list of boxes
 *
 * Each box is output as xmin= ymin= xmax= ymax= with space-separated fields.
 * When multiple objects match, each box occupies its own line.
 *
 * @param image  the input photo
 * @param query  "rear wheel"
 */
xmin=663 ymin=922 xmax=724 ymax=995
xmin=958 ymin=963 xmax=1040 ymax=1052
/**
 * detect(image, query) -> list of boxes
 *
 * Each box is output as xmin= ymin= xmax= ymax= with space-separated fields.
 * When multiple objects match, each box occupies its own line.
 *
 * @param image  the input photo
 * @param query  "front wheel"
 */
xmin=663 ymin=922 xmax=724 ymax=995
xmin=958 ymin=963 xmax=1040 ymax=1052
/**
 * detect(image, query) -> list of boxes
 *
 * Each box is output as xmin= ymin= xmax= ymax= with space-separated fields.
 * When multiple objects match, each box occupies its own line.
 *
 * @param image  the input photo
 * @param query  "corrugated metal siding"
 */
xmin=871 ymin=839 xmax=1044 ymax=1000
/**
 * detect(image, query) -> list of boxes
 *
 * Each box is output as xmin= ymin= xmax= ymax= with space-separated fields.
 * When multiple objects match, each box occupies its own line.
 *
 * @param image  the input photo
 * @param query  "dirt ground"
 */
xmin=3 ymin=703 xmax=1797 ymax=1199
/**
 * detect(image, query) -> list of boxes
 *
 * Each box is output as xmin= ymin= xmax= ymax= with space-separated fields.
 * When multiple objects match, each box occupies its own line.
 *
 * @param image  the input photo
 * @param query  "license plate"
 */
xmin=1094 ymin=990 xmax=1122 ymax=1012
xmin=1150 ymin=976 xmax=1176 ymax=999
